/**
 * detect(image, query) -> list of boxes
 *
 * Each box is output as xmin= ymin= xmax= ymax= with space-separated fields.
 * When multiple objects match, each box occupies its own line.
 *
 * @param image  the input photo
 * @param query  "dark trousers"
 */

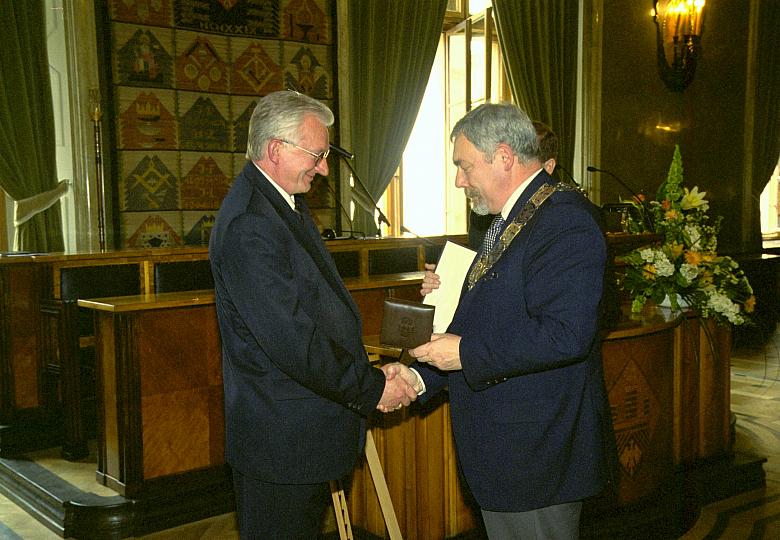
xmin=481 ymin=501 xmax=583 ymax=539
xmin=232 ymin=467 xmax=330 ymax=539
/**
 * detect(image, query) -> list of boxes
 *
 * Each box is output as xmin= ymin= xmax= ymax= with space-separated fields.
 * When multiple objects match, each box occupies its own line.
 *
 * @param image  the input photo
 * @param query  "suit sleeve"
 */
xmin=218 ymin=212 xmax=385 ymax=415
xmin=459 ymin=202 xmax=606 ymax=389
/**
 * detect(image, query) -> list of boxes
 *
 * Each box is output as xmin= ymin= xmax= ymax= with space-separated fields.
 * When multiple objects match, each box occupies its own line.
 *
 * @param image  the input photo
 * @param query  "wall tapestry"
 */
xmin=106 ymin=0 xmax=336 ymax=248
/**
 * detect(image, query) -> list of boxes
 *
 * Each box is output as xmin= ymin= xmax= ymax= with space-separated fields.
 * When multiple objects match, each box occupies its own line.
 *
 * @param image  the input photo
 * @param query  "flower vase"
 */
xmin=659 ymin=294 xmax=689 ymax=310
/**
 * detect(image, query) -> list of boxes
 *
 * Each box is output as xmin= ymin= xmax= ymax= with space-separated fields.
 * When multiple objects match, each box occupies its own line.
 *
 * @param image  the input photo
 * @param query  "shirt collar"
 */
xmin=253 ymin=161 xmax=296 ymax=211
xmin=499 ymin=168 xmax=544 ymax=220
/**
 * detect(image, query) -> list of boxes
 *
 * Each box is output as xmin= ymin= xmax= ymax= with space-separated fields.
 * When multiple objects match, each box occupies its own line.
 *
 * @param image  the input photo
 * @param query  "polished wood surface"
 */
xmin=0 ymin=238 xmax=453 ymax=458
xmin=79 ymin=290 xmax=216 ymax=313
xmin=80 ymin=272 xmax=449 ymax=535
xmin=603 ymin=306 xmax=677 ymax=505
xmin=82 ymin=287 xmax=730 ymax=537
xmin=78 ymin=280 xmax=731 ymax=538
xmin=0 ymin=236 xmax=736 ymax=537
xmin=93 ymin=301 xmax=224 ymax=496
xmin=0 ymin=263 xmax=42 ymax=412
xmin=365 ymin=303 xmax=732 ymax=532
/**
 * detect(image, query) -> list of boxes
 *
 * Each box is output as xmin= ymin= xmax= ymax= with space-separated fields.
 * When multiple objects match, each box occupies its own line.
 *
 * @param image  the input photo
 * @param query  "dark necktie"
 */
xmin=294 ymin=197 xmax=304 ymax=222
xmin=482 ymin=214 xmax=505 ymax=253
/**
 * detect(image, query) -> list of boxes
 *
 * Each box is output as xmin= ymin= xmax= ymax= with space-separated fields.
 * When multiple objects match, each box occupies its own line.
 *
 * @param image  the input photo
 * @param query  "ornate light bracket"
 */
xmin=652 ymin=0 xmax=705 ymax=92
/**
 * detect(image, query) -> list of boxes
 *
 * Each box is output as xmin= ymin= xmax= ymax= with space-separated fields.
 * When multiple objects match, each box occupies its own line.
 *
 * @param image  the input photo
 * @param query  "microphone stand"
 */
xmin=399 ymin=225 xmax=438 ymax=246
xmin=400 ymin=225 xmax=445 ymax=265
xmin=555 ymin=165 xmax=587 ymax=196
xmin=586 ymin=166 xmax=642 ymax=200
xmin=330 ymin=144 xmax=390 ymax=237
xmin=587 ymin=165 xmax=654 ymax=231
xmin=322 ymin=179 xmax=362 ymax=239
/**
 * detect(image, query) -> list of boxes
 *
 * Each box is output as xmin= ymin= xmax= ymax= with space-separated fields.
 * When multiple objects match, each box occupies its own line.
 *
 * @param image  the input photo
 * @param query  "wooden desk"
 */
xmin=75 ymin=273 xmax=430 ymax=536
xmin=79 ymin=291 xmax=224 ymax=499
xmin=0 ymin=237 xmax=457 ymax=457
xmin=76 ymin=281 xmax=733 ymax=538
xmin=1 ymin=235 xmax=741 ymax=538
xmin=361 ymin=308 xmax=733 ymax=538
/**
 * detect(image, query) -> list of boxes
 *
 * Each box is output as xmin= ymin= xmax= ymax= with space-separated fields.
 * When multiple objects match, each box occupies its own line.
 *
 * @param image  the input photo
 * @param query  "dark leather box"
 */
xmin=379 ymin=298 xmax=435 ymax=350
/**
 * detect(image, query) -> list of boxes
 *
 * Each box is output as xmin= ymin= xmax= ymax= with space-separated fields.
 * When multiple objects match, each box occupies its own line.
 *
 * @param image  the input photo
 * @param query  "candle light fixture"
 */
xmin=652 ymin=0 xmax=706 ymax=92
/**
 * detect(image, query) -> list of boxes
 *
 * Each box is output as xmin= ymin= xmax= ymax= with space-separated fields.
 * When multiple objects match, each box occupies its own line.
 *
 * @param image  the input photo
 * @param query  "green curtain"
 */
xmin=748 ymin=0 xmax=780 ymax=250
xmin=0 ymin=0 xmax=64 ymax=252
xmin=346 ymin=0 xmax=447 ymax=236
xmin=493 ymin=0 xmax=579 ymax=173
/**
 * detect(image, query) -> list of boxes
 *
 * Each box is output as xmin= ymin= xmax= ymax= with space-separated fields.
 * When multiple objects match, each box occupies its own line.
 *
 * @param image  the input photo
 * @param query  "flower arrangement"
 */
xmin=620 ymin=145 xmax=755 ymax=325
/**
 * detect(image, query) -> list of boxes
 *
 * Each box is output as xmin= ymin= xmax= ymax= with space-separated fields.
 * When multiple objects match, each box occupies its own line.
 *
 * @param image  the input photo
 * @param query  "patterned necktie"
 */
xmin=482 ymin=214 xmax=505 ymax=253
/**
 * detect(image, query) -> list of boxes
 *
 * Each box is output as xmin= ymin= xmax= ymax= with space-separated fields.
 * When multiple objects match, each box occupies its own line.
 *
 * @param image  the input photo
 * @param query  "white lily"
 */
xmin=681 ymin=186 xmax=709 ymax=211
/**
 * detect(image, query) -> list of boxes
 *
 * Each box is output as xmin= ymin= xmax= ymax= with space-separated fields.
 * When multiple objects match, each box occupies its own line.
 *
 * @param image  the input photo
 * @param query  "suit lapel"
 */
xmin=459 ymin=171 xmax=554 ymax=299
xmin=295 ymin=195 xmax=361 ymax=319
xmin=506 ymin=171 xmax=553 ymax=222
xmin=246 ymin=164 xmax=360 ymax=320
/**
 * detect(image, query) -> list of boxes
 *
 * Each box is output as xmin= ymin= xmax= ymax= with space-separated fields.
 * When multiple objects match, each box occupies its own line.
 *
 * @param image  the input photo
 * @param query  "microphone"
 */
xmin=329 ymin=144 xmax=391 ymax=235
xmin=586 ymin=165 xmax=643 ymax=201
xmin=321 ymin=179 xmax=363 ymax=240
xmin=329 ymin=144 xmax=354 ymax=160
xmin=587 ymin=165 xmax=653 ymax=230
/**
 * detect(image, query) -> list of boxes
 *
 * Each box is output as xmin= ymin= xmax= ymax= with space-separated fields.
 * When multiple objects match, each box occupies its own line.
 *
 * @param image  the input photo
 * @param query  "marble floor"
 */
xmin=0 ymin=329 xmax=778 ymax=539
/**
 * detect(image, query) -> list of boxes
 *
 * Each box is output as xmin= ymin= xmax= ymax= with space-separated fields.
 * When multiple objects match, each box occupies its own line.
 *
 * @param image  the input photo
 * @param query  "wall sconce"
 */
xmin=652 ymin=0 xmax=706 ymax=92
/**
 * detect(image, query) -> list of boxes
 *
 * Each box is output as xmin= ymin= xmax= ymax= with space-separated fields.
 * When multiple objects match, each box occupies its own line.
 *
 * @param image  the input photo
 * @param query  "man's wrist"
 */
xmin=408 ymin=367 xmax=426 ymax=395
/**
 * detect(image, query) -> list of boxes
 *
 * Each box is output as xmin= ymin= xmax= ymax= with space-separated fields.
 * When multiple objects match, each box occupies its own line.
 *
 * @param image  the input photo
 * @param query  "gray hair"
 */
xmin=245 ymin=91 xmax=334 ymax=161
xmin=450 ymin=103 xmax=538 ymax=163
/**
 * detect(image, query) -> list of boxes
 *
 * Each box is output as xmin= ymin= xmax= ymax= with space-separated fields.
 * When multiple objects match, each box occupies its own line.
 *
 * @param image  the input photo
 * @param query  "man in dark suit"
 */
xmin=410 ymin=103 xmax=615 ymax=538
xmin=209 ymin=91 xmax=420 ymax=538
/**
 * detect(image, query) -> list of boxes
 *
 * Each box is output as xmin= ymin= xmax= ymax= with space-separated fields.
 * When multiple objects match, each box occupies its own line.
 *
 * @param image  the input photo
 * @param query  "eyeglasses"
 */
xmin=279 ymin=139 xmax=330 ymax=166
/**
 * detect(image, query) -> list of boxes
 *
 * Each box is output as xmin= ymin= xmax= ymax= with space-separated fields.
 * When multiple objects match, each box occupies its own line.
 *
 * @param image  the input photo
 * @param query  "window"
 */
xmin=379 ymin=5 xmax=509 ymax=238
xmin=760 ymin=160 xmax=780 ymax=239
xmin=0 ymin=2 xmax=101 ymax=252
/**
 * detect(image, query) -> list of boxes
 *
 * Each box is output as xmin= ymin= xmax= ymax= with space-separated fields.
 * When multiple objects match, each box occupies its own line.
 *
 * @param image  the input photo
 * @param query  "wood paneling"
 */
xmin=8 ymin=265 xmax=41 ymax=410
xmin=0 ymin=237 xmax=737 ymax=536
xmin=603 ymin=327 xmax=676 ymax=505
xmin=347 ymin=395 xmax=477 ymax=539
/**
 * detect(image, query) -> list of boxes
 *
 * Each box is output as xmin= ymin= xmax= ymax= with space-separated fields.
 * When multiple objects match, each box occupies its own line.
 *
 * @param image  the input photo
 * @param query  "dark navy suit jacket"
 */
xmin=209 ymin=162 xmax=385 ymax=484
xmin=417 ymin=171 xmax=615 ymax=512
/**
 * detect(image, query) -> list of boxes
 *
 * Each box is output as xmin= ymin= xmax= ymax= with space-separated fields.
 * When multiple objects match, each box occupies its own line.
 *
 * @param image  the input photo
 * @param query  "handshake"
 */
xmin=376 ymin=363 xmax=424 ymax=413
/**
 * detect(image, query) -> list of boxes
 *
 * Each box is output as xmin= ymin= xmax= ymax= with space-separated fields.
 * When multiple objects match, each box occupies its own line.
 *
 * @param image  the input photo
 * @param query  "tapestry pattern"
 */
xmin=107 ymin=0 xmax=336 ymax=248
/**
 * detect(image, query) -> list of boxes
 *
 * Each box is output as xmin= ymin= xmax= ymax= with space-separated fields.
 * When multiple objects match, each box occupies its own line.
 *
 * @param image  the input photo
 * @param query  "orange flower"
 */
xmin=665 ymin=209 xmax=679 ymax=220
xmin=744 ymin=295 xmax=756 ymax=313
xmin=661 ymin=199 xmax=671 ymax=210
xmin=685 ymin=251 xmax=703 ymax=266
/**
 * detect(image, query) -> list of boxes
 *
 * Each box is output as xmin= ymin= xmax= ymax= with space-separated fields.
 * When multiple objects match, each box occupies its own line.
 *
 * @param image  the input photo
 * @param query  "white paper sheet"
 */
xmin=423 ymin=241 xmax=477 ymax=332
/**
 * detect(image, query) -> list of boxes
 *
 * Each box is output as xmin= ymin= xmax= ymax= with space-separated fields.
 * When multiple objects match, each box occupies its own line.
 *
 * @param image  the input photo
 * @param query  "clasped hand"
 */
xmin=408 ymin=333 xmax=462 ymax=371
xmin=377 ymin=363 xmax=420 ymax=413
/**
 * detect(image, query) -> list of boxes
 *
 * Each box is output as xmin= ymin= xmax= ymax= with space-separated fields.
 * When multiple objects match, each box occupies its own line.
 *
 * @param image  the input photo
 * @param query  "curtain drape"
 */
xmin=749 ymin=0 xmax=780 ymax=249
xmin=0 ymin=0 xmax=64 ymax=252
xmin=493 ymin=0 xmax=579 ymax=174
xmin=345 ymin=0 xmax=447 ymax=236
